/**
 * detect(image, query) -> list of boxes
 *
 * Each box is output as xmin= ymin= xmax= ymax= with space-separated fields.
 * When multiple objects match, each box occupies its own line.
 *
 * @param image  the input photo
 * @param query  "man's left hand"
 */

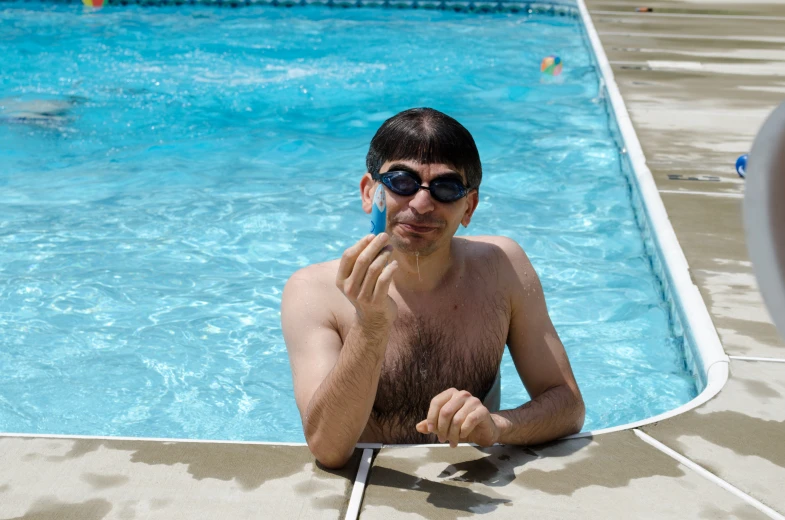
xmin=415 ymin=388 xmax=500 ymax=448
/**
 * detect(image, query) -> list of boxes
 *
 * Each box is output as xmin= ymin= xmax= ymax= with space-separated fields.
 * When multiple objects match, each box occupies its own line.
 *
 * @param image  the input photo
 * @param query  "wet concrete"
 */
xmin=643 ymin=360 xmax=785 ymax=511
xmin=5 ymin=498 xmax=114 ymax=520
xmin=361 ymin=435 xmax=768 ymax=518
xmin=656 ymin=192 xmax=785 ymax=356
xmin=38 ymin=438 xmax=314 ymax=490
xmin=0 ymin=437 xmax=361 ymax=520
xmin=594 ymin=0 xmax=785 ymax=359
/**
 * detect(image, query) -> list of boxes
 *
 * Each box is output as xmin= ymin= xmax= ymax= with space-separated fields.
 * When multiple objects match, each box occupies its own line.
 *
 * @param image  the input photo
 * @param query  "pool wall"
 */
xmin=0 ymin=0 xmax=579 ymax=11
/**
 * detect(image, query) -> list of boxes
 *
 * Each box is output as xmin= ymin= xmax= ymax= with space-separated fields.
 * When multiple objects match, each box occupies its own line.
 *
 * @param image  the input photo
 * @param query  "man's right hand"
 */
xmin=336 ymin=233 xmax=399 ymax=329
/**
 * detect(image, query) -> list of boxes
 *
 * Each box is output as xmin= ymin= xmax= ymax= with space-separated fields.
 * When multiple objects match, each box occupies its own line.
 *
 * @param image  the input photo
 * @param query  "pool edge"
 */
xmin=572 ymin=0 xmax=729 ymax=437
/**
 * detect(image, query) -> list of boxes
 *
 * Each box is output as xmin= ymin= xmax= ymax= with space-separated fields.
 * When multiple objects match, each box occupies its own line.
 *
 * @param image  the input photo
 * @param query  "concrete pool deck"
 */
xmin=2 ymin=0 xmax=785 ymax=518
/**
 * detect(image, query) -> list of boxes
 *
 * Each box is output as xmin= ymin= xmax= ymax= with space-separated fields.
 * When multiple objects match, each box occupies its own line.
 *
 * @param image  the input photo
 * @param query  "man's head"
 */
xmin=361 ymin=108 xmax=482 ymax=256
xmin=365 ymin=107 xmax=482 ymax=190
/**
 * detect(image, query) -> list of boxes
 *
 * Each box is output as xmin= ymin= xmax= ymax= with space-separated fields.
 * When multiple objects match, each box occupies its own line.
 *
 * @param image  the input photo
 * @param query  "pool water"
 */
xmin=0 ymin=3 xmax=696 ymax=442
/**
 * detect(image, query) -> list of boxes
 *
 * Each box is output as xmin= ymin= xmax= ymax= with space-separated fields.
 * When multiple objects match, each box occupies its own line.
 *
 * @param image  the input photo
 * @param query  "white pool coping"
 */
xmin=572 ymin=0 xmax=730 ymax=436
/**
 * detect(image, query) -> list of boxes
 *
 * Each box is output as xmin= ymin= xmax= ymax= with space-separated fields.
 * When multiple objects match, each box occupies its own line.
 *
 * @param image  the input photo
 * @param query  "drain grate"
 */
xmin=668 ymin=174 xmax=721 ymax=182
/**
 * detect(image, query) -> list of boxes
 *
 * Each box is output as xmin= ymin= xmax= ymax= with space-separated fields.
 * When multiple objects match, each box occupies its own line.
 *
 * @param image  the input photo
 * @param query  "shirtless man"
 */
xmin=281 ymin=107 xmax=585 ymax=469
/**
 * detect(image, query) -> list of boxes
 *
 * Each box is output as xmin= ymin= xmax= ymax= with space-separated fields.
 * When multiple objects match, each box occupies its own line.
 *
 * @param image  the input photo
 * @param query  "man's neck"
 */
xmin=390 ymin=239 xmax=459 ymax=293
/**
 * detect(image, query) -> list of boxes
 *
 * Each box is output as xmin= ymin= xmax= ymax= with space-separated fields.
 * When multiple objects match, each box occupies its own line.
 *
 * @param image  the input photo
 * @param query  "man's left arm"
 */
xmin=492 ymin=236 xmax=584 ymax=445
xmin=415 ymin=237 xmax=584 ymax=447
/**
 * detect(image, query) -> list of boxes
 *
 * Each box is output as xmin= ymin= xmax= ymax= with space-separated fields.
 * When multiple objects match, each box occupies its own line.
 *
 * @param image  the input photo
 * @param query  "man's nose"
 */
xmin=409 ymin=187 xmax=436 ymax=213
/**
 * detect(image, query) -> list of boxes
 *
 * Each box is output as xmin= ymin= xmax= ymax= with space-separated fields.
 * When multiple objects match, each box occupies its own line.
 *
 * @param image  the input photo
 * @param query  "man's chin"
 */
xmin=390 ymin=230 xmax=440 ymax=256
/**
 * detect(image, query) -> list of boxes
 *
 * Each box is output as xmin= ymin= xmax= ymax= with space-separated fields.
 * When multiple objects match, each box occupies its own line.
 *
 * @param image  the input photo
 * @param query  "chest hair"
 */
xmin=370 ymin=296 xmax=507 ymax=444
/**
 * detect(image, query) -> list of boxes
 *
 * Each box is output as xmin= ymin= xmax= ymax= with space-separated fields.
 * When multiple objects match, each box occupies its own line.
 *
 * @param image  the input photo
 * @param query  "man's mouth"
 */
xmin=398 ymin=222 xmax=439 ymax=234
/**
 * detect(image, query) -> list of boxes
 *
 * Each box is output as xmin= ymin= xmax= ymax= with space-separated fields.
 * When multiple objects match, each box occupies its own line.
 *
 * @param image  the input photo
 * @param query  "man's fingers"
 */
xmin=447 ymin=410 xmax=466 ymax=448
xmin=436 ymin=391 xmax=472 ymax=443
xmin=336 ymin=234 xmax=374 ymax=286
xmin=373 ymin=259 xmax=398 ymax=302
xmin=426 ymin=389 xmax=457 ymax=439
xmin=448 ymin=399 xmax=484 ymax=447
xmin=423 ymin=391 xmax=483 ymax=445
xmin=340 ymin=234 xmax=389 ymax=297
xmin=459 ymin=408 xmax=485 ymax=440
xmin=358 ymin=248 xmax=392 ymax=300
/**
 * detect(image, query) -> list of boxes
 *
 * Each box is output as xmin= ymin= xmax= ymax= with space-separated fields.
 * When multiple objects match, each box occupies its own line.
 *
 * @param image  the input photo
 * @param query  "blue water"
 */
xmin=0 ymin=3 xmax=696 ymax=442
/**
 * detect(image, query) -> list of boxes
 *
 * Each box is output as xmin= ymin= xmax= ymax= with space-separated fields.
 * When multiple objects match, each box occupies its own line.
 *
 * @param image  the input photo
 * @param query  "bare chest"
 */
xmin=368 ymin=290 xmax=510 ymax=443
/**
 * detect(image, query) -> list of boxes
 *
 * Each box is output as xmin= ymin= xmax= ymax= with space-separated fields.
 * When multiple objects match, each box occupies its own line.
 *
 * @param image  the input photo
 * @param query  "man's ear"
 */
xmin=461 ymin=189 xmax=479 ymax=227
xmin=360 ymin=173 xmax=376 ymax=214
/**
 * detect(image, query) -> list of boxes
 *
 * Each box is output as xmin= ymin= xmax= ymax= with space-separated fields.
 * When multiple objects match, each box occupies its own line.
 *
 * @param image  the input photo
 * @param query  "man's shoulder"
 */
xmin=461 ymin=235 xmax=527 ymax=260
xmin=461 ymin=235 xmax=535 ymax=284
xmin=282 ymin=259 xmax=345 ymax=328
xmin=286 ymin=259 xmax=341 ymax=291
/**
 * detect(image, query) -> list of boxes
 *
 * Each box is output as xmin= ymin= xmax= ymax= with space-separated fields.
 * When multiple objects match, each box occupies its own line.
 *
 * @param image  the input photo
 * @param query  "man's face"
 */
xmin=373 ymin=160 xmax=479 ymax=256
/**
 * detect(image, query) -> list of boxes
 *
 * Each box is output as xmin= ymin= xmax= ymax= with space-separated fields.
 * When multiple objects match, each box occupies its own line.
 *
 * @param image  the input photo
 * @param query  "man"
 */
xmin=281 ymin=107 xmax=584 ymax=469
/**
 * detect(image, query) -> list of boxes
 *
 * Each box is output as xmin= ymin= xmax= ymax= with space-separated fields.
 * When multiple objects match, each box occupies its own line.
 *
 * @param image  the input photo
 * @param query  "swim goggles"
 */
xmin=374 ymin=170 xmax=470 ymax=204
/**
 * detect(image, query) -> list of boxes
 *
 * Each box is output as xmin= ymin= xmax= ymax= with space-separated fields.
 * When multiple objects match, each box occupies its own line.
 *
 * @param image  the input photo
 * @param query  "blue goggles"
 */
xmin=374 ymin=170 xmax=469 ymax=204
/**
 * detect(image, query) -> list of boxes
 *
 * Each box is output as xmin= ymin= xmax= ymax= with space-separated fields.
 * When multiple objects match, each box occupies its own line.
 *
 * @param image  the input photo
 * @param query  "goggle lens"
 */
xmin=380 ymin=171 xmax=468 ymax=203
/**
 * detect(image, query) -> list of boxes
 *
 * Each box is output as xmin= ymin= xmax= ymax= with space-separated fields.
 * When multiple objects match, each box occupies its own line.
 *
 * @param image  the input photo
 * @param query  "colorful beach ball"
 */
xmin=82 ymin=0 xmax=105 ymax=8
xmin=541 ymin=55 xmax=563 ymax=76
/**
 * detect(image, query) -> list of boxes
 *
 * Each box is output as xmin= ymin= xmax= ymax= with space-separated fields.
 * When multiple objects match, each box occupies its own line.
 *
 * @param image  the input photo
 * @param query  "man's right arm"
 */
xmin=281 ymin=234 xmax=397 ymax=468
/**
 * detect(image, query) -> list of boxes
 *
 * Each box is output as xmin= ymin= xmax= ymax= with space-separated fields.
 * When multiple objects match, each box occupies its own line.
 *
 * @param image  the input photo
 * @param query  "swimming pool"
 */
xmin=0 ymin=1 xmax=697 ymax=442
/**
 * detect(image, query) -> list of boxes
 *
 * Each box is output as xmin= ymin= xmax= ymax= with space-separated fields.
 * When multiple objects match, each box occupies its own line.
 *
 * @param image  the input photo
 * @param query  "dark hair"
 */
xmin=366 ymin=108 xmax=482 ymax=190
